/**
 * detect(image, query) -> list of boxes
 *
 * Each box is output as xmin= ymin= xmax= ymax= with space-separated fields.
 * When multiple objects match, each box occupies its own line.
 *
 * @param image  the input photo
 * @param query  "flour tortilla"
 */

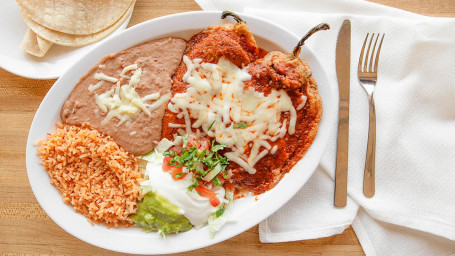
xmin=16 ymin=0 xmax=134 ymax=35
xmin=20 ymin=1 xmax=135 ymax=47
xmin=20 ymin=29 xmax=53 ymax=57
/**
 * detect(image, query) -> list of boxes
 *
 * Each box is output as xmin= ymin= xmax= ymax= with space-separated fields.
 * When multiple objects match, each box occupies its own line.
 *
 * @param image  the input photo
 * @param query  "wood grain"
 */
xmin=1 ymin=0 xmax=454 ymax=255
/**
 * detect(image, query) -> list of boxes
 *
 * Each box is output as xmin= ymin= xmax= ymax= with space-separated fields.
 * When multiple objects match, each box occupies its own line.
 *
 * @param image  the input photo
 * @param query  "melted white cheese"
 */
xmin=92 ymin=64 xmax=170 ymax=125
xmin=297 ymin=94 xmax=308 ymax=110
xmin=168 ymin=56 xmax=297 ymax=174
xmin=94 ymin=72 xmax=118 ymax=83
xmin=88 ymin=80 xmax=104 ymax=92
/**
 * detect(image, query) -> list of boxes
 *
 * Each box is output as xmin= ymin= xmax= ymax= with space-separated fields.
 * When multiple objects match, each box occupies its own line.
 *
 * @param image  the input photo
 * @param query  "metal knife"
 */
xmin=334 ymin=19 xmax=351 ymax=208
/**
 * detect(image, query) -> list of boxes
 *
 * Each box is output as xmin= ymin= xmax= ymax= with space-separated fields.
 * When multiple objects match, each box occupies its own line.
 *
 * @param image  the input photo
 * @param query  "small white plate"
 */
xmin=0 ymin=0 xmax=133 ymax=79
xmin=26 ymin=11 xmax=337 ymax=254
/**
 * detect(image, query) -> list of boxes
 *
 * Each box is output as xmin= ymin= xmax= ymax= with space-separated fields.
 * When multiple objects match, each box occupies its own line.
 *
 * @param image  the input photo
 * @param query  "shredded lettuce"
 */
xmin=207 ymin=186 xmax=235 ymax=238
xmin=208 ymin=214 xmax=230 ymax=238
xmin=139 ymin=136 xmax=235 ymax=238
xmin=140 ymin=149 xmax=163 ymax=163
xmin=203 ymin=163 xmax=223 ymax=182
xmin=139 ymin=150 xmax=164 ymax=195
xmin=155 ymin=138 xmax=174 ymax=153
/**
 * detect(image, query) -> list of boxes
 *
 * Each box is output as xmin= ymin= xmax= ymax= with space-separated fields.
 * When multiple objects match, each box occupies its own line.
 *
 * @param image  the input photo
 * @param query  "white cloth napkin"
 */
xmin=194 ymin=0 xmax=455 ymax=255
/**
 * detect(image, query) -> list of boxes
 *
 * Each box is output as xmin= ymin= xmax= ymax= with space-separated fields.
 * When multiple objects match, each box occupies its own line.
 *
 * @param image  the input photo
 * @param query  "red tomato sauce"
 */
xmin=162 ymin=22 xmax=322 ymax=195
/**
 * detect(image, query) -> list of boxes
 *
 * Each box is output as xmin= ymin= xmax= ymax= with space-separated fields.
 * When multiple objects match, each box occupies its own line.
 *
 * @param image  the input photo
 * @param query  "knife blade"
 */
xmin=334 ymin=19 xmax=351 ymax=207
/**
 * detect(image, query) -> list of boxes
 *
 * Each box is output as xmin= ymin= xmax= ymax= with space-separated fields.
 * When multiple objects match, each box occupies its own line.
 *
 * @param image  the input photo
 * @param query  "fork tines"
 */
xmin=358 ymin=33 xmax=385 ymax=74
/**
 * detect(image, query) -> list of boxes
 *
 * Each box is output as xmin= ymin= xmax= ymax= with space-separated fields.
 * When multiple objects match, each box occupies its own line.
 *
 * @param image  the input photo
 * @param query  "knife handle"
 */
xmin=363 ymin=96 xmax=376 ymax=198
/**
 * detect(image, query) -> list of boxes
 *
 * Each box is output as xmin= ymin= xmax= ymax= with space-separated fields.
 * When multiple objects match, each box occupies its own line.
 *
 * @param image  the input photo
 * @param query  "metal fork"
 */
xmin=358 ymin=33 xmax=385 ymax=198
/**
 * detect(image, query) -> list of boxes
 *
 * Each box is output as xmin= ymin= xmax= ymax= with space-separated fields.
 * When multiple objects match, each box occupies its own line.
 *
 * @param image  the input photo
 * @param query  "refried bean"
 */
xmin=61 ymin=37 xmax=187 ymax=155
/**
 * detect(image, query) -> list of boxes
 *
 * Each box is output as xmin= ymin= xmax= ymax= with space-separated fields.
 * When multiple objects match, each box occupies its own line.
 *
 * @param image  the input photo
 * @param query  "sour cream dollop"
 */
xmin=141 ymin=153 xmax=225 ymax=227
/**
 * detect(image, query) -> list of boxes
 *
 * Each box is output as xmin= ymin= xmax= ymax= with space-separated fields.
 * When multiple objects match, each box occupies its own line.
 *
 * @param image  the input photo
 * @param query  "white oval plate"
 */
xmin=0 ymin=0 xmax=133 ymax=79
xmin=26 ymin=11 xmax=337 ymax=255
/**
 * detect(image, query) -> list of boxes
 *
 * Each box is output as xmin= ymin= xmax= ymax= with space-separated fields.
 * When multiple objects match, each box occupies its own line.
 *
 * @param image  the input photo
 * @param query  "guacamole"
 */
xmin=131 ymin=191 xmax=192 ymax=234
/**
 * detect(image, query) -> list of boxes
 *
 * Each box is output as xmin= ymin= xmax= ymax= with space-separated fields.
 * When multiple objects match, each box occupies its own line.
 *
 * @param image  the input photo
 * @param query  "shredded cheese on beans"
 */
xmin=92 ymin=64 xmax=171 ymax=126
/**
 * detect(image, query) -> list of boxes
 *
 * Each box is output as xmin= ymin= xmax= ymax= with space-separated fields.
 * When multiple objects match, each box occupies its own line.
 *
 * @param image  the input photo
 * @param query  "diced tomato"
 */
xmin=162 ymin=156 xmax=186 ymax=180
xmin=217 ymin=173 xmax=225 ymax=184
xmin=195 ymin=186 xmax=220 ymax=207
xmin=171 ymin=168 xmax=187 ymax=180
xmin=187 ymin=135 xmax=195 ymax=147
xmin=171 ymin=146 xmax=182 ymax=154
xmin=224 ymin=181 xmax=235 ymax=191
xmin=209 ymin=196 xmax=220 ymax=207
xmin=195 ymin=186 xmax=215 ymax=197
xmin=186 ymin=135 xmax=210 ymax=154
xmin=199 ymin=138 xmax=210 ymax=151
xmin=162 ymin=156 xmax=173 ymax=172
xmin=186 ymin=135 xmax=197 ymax=149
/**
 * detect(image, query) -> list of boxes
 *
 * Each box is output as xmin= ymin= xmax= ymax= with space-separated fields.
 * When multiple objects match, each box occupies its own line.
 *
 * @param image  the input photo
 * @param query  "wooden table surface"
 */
xmin=1 ymin=0 xmax=454 ymax=255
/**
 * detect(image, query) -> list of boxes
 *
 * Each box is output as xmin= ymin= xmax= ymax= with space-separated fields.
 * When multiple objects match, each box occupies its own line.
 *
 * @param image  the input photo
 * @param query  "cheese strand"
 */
xmin=169 ymin=56 xmax=297 ymax=174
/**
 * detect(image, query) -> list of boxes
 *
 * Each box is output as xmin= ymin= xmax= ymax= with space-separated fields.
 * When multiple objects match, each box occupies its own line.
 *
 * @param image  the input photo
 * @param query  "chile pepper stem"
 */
xmin=221 ymin=11 xmax=245 ymax=23
xmin=292 ymin=23 xmax=330 ymax=57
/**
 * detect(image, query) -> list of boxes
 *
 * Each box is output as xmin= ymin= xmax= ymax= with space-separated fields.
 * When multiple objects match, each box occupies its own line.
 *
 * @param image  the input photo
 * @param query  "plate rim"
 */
xmin=26 ymin=10 xmax=337 ymax=254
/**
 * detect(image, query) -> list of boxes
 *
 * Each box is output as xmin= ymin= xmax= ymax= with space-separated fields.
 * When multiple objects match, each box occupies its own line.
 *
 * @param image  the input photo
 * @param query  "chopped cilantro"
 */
xmin=208 ymin=120 xmax=216 ymax=130
xmin=188 ymin=177 xmax=200 ymax=191
xmin=233 ymin=122 xmax=248 ymax=129
xmin=174 ymin=172 xmax=185 ymax=179
xmin=215 ymin=208 xmax=225 ymax=218
xmin=212 ymin=176 xmax=222 ymax=186
xmin=182 ymin=134 xmax=188 ymax=148
xmin=164 ymin=138 xmax=229 ymax=191
xmin=222 ymin=170 xmax=230 ymax=179
xmin=211 ymin=143 xmax=226 ymax=152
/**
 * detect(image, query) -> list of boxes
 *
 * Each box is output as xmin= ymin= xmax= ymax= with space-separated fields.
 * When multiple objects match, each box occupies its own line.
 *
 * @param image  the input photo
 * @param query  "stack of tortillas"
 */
xmin=17 ymin=0 xmax=136 ymax=57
